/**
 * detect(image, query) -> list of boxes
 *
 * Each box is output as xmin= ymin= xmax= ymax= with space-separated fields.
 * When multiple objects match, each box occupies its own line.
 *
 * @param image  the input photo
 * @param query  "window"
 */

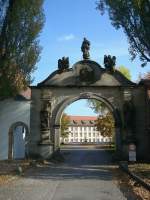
xmin=74 ymin=133 xmax=78 ymax=137
xmin=89 ymin=133 xmax=91 ymax=137
xmin=93 ymin=133 xmax=95 ymax=137
xmin=80 ymin=133 xmax=82 ymax=137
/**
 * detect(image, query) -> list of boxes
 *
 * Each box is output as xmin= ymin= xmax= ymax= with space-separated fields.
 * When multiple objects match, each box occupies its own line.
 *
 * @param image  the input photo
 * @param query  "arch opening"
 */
xmin=52 ymin=93 xmax=122 ymax=154
xmin=8 ymin=122 xmax=29 ymax=160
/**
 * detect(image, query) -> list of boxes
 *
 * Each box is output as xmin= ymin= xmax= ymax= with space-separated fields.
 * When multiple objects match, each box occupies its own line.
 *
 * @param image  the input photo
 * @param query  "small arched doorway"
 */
xmin=52 ymin=93 xmax=122 ymax=153
xmin=8 ymin=122 xmax=29 ymax=159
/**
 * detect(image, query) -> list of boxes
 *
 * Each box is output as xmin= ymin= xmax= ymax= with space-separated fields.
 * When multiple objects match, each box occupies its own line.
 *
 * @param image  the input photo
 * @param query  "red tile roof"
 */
xmin=68 ymin=115 xmax=97 ymax=121
xmin=19 ymin=87 xmax=31 ymax=100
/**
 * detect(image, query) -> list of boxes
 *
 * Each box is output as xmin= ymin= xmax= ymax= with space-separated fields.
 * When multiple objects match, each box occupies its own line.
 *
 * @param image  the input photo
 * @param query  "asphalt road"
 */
xmin=0 ymin=146 xmax=130 ymax=200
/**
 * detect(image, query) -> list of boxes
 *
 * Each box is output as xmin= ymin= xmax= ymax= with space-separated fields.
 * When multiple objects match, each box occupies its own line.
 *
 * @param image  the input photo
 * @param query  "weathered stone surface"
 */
xmin=29 ymin=59 xmax=150 ymax=160
xmin=37 ymin=60 xmax=136 ymax=87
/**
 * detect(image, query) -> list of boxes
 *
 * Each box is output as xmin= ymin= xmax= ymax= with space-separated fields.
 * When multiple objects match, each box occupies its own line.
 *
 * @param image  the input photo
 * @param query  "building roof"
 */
xmin=68 ymin=115 xmax=97 ymax=126
xmin=20 ymin=87 xmax=31 ymax=99
xmin=15 ymin=87 xmax=31 ymax=100
xmin=69 ymin=115 xmax=97 ymax=121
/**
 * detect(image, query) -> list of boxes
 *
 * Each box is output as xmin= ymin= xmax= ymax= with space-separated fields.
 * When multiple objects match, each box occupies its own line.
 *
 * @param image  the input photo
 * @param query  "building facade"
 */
xmin=62 ymin=116 xmax=112 ymax=144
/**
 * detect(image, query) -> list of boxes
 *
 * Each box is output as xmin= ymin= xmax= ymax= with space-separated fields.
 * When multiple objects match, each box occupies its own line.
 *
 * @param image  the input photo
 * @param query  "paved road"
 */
xmin=0 ymin=146 xmax=132 ymax=200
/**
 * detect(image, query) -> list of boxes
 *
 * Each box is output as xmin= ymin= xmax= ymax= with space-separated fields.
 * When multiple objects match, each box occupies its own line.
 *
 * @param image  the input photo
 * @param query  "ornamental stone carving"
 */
xmin=104 ymin=55 xmax=116 ymax=73
xmin=79 ymin=67 xmax=94 ymax=83
xmin=58 ymin=56 xmax=69 ymax=73
xmin=40 ymin=100 xmax=51 ymax=143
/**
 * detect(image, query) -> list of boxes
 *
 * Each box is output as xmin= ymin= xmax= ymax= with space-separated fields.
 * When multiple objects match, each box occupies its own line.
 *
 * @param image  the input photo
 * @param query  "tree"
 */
xmin=87 ymin=99 xmax=114 ymax=137
xmin=60 ymin=113 xmax=70 ymax=142
xmin=0 ymin=0 xmax=44 ymax=97
xmin=96 ymin=0 xmax=150 ymax=67
xmin=0 ymin=0 xmax=8 ymax=31
xmin=87 ymin=99 xmax=109 ymax=115
xmin=95 ymin=112 xmax=115 ymax=137
xmin=117 ymin=66 xmax=132 ymax=80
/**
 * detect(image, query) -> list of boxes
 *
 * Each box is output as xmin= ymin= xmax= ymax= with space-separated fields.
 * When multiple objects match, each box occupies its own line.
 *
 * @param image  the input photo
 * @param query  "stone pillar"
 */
xmin=53 ymin=124 xmax=60 ymax=151
xmin=40 ymin=99 xmax=51 ymax=144
xmin=38 ymin=98 xmax=53 ymax=158
xmin=115 ymin=128 xmax=122 ymax=153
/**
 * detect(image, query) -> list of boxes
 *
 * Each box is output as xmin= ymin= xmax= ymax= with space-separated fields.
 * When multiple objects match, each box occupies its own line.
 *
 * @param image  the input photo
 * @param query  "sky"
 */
xmin=32 ymin=0 xmax=150 ymax=116
xmin=64 ymin=99 xmax=97 ymax=116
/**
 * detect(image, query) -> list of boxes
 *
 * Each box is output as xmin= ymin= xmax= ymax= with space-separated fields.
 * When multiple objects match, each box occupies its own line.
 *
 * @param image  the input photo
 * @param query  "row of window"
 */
xmin=67 ymin=138 xmax=112 ymax=142
xmin=69 ymin=133 xmax=101 ymax=137
xmin=69 ymin=126 xmax=97 ymax=131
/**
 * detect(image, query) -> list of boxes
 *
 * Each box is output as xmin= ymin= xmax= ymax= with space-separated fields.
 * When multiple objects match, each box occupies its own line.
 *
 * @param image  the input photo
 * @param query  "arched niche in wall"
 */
xmin=8 ymin=122 xmax=29 ymax=160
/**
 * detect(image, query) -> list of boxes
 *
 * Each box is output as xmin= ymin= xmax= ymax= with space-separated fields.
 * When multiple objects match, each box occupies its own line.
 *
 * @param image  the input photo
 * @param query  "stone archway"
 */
xmin=29 ymin=39 xmax=149 ymax=160
xmin=8 ymin=122 xmax=29 ymax=159
xmin=52 ymin=92 xmax=122 ymax=153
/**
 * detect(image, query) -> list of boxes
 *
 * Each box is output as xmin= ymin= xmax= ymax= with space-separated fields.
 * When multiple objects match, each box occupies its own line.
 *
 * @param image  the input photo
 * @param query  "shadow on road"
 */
xmin=23 ymin=164 xmax=114 ymax=181
xmin=23 ymin=148 xmax=115 ymax=181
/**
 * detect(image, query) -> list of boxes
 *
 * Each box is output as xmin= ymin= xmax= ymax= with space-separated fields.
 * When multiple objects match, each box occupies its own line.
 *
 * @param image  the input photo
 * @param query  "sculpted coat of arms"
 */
xmin=79 ymin=66 xmax=94 ymax=83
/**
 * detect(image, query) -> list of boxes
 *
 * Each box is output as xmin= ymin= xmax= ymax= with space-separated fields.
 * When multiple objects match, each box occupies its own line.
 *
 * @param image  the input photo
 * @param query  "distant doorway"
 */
xmin=8 ymin=122 xmax=29 ymax=159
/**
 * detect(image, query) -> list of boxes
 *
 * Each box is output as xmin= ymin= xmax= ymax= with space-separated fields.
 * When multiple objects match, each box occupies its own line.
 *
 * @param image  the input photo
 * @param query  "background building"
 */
xmin=62 ymin=116 xmax=112 ymax=144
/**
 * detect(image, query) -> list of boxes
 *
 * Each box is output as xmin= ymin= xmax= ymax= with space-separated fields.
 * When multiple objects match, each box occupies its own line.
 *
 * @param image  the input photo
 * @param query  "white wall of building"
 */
xmin=62 ymin=126 xmax=112 ymax=144
xmin=0 ymin=99 xmax=30 ymax=160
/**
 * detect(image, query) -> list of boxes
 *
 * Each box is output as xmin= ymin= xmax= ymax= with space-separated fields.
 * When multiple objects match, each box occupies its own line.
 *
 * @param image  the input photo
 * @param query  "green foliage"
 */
xmin=96 ymin=0 xmax=150 ymax=67
xmin=0 ymin=0 xmax=44 ymax=98
xmin=95 ymin=112 xmax=115 ymax=137
xmin=87 ymin=99 xmax=109 ymax=114
xmin=117 ymin=66 xmax=132 ymax=80
xmin=87 ymin=99 xmax=114 ymax=137
xmin=61 ymin=113 xmax=70 ymax=139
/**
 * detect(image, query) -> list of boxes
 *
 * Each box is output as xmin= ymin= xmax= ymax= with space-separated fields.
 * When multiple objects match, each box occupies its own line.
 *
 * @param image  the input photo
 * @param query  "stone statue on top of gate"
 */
xmin=81 ymin=37 xmax=90 ymax=60
xmin=104 ymin=55 xmax=116 ymax=73
xmin=58 ymin=56 xmax=69 ymax=73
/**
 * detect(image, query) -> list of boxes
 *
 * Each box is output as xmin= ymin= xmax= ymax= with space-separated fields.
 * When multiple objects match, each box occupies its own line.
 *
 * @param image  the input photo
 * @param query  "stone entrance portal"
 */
xmin=29 ymin=39 xmax=149 ymax=160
